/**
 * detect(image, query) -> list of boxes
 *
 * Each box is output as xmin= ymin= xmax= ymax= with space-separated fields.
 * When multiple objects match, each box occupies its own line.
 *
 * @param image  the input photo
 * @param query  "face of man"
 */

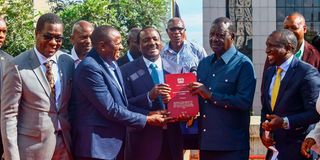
xmin=265 ymin=32 xmax=289 ymax=66
xmin=0 ymin=20 xmax=7 ymax=48
xmin=209 ymin=23 xmax=234 ymax=56
xmin=128 ymin=35 xmax=140 ymax=55
xmin=36 ymin=23 xmax=63 ymax=58
xmin=283 ymin=15 xmax=306 ymax=46
xmin=167 ymin=20 xmax=186 ymax=46
xmin=71 ymin=24 xmax=93 ymax=57
xmin=100 ymin=30 xmax=124 ymax=62
xmin=139 ymin=28 xmax=162 ymax=62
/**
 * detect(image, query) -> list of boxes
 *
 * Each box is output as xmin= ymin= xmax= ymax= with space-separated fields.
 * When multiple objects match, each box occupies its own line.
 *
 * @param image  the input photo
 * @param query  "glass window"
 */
xmin=277 ymin=0 xmax=286 ymax=7
xmin=286 ymin=0 xmax=294 ymax=7
xmin=277 ymin=8 xmax=286 ymax=22
xmin=315 ymin=0 xmax=320 ymax=7
xmin=285 ymin=8 xmax=294 ymax=16
xmin=304 ymin=8 xmax=313 ymax=21
xmin=314 ymin=7 xmax=320 ymax=21
xmin=295 ymin=0 xmax=304 ymax=7
xmin=304 ymin=0 xmax=313 ymax=7
xmin=276 ymin=22 xmax=283 ymax=29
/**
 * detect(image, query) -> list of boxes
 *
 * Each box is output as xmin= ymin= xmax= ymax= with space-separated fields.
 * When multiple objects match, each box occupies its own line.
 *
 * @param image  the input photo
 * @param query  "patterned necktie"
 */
xmin=271 ymin=67 xmax=282 ymax=111
xmin=44 ymin=60 xmax=55 ymax=99
xmin=149 ymin=63 xmax=165 ymax=109
xmin=295 ymin=50 xmax=302 ymax=59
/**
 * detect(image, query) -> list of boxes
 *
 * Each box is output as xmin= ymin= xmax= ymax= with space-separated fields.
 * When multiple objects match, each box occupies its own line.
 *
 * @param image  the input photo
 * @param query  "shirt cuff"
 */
xmin=147 ymin=92 xmax=152 ymax=107
xmin=283 ymin=117 xmax=290 ymax=130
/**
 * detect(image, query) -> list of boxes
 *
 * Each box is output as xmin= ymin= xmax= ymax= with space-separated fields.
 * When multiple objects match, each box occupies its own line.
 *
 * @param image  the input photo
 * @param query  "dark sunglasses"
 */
xmin=42 ymin=34 xmax=63 ymax=42
xmin=168 ymin=27 xmax=185 ymax=32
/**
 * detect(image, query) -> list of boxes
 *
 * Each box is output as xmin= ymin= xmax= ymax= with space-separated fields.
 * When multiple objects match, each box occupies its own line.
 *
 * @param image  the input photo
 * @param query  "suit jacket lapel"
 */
xmin=28 ymin=50 xmax=52 ymax=100
xmin=56 ymin=51 xmax=66 ymax=110
xmin=275 ymin=58 xmax=298 ymax=110
xmin=136 ymin=57 xmax=154 ymax=90
xmin=92 ymin=50 xmax=127 ymax=103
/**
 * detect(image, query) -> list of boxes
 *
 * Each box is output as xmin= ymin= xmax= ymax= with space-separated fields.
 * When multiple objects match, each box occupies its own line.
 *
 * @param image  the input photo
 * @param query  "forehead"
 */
xmin=284 ymin=15 xmax=303 ymax=26
xmin=108 ymin=30 xmax=121 ymax=42
xmin=41 ymin=23 xmax=63 ymax=34
xmin=267 ymin=33 xmax=282 ymax=44
xmin=210 ymin=23 xmax=230 ymax=33
xmin=140 ymin=28 xmax=160 ymax=39
xmin=0 ymin=20 xmax=6 ymax=28
xmin=168 ymin=20 xmax=184 ymax=28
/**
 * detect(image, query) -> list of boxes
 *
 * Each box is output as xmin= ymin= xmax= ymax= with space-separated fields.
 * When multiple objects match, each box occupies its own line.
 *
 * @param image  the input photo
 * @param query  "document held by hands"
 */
xmin=165 ymin=73 xmax=199 ymax=118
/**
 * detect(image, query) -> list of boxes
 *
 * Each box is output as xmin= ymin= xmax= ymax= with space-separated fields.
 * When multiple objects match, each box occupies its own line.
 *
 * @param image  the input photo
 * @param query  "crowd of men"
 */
xmin=0 ymin=11 xmax=320 ymax=160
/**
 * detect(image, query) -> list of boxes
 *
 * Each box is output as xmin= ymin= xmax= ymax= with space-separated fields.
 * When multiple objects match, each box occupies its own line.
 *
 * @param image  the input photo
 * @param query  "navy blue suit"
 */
xmin=120 ymin=57 xmax=184 ymax=160
xmin=70 ymin=49 xmax=147 ymax=160
xmin=261 ymin=57 xmax=320 ymax=160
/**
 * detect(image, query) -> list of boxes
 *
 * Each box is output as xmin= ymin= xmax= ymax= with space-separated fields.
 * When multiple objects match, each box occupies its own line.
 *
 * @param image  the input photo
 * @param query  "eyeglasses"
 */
xmin=42 ymin=34 xmax=63 ymax=42
xmin=168 ymin=27 xmax=185 ymax=32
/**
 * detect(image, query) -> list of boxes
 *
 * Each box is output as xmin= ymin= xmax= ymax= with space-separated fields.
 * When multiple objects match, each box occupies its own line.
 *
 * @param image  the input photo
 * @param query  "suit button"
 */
xmin=225 ymin=79 xmax=228 ymax=82
xmin=212 ymin=74 xmax=215 ymax=77
xmin=214 ymin=101 xmax=217 ymax=104
xmin=203 ymin=115 xmax=206 ymax=118
xmin=224 ymin=105 xmax=228 ymax=108
xmin=209 ymin=87 xmax=211 ymax=90
xmin=203 ymin=129 xmax=206 ymax=132
xmin=204 ymin=100 xmax=207 ymax=103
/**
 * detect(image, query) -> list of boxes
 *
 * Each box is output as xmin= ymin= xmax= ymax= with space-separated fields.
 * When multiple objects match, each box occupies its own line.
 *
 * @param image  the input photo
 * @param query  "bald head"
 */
xmin=283 ymin=12 xmax=306 ymax=48
xmin=0 ymin=17 xmax=7 ymax=48
xmin=71 ymin=20 xmax=94 ymax=35
xmin=91 ymin=25 xmax=119 ymax=47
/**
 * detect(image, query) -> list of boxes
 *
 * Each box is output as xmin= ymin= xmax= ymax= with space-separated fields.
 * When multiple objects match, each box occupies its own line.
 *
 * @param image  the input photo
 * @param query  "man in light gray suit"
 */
xmin=0 ymin=17 xmax=13 ymax=157
xmin=1 ymin=13 xmax=74 ymax=160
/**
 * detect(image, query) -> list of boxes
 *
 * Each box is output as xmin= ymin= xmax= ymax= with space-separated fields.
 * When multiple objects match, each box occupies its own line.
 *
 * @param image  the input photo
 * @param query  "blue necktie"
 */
xmin=149 ymin=63 xmax=165 ymax=109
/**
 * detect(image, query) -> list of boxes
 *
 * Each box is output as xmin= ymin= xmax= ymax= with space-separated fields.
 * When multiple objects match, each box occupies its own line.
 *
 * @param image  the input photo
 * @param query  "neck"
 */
xmin=169 ymin=41 xmax=183 ymax=53
xmin=129 ymin=50 xmax=141 ymax=59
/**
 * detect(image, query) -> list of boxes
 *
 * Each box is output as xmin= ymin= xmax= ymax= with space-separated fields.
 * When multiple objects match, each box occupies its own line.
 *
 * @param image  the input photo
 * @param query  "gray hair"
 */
xmin=271 ymin=29 xmax=298 ymax=52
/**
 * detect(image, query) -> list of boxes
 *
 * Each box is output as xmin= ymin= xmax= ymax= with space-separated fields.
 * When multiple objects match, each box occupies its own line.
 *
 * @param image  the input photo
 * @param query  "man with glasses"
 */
xmin=1 ymin=13 xmax=74 ymax=160
xmin=161 ymin=17 xmax=207 ymax=71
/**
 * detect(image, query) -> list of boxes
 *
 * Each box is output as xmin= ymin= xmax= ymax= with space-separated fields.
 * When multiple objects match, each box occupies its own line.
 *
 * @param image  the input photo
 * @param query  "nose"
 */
xmin=119 ymin=44 xmax=124 ymax=51
xmin=0 ymin=31 xmax=5 ymax=38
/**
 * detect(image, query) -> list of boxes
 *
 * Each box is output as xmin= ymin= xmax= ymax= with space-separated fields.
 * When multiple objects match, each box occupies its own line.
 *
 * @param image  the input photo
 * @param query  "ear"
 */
xmin=303 ymin=24 xmax=307 ymax=34
xmin=230 ymin=32 xmax=235 ymax=40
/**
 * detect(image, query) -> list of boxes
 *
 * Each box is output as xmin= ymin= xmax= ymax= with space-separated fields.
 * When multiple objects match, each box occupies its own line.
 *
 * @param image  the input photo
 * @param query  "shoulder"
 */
xmin=120 ymin=58 xmax=142 ymax=75
xmin=0 ymin=50 xmax=13 ymax=60
xmin=304 ymin=41 xmax=320 ymax=57
xmin=11 ymin=49 xmax=33 ymax=64
xmin=57 ymin=50 xmax=74 ymax=64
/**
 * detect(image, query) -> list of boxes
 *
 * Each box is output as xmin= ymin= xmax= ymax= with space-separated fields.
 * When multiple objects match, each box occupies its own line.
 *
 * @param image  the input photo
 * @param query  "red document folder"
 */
xmin=165 ymin=73 xmax=199 ymax=118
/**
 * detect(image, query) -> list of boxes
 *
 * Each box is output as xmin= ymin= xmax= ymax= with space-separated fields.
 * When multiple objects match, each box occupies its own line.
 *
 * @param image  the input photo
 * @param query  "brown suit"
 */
xmin=264 ymin=41 xmax=320 ymax=70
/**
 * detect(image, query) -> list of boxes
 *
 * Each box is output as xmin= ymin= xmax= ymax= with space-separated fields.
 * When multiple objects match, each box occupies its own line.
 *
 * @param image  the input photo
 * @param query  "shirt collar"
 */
xmin=163 ymin=40 xmax=187 ymax=55
xmin=278 ymin=55 xmax=294 ymax=72
xmin=143 ymin=56 xmax=163 ymax=70
xmin=212 ymin=45 xmax=237 ymax=64
xmin=34 ymin=47 xmax=57 ymax=64
xmin=71 ymin=47 xmax=80 ymax=62
xmin=297 ymin=39 xmax=305 ymax=55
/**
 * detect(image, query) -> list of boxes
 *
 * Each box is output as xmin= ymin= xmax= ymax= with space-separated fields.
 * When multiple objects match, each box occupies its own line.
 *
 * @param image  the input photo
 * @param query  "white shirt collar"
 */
xmin=278 ymin=55 xmax=294 ymax=72
xmin=34 ymin=47 xmax=57 ymax=64
xmin=71 ymin=47 xmax=80 ymax=61
xmin=143 ymin=56 xmax=162 ymax=70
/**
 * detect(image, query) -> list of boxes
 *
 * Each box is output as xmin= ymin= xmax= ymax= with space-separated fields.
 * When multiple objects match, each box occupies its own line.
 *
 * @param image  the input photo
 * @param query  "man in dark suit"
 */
xmin=70 ymin=25 xmax=169 ymax=160
xmin=121 ymin=27 xmax=184 ymax=160
xmin=260 ymin=29 xmax=320 ymax=160
xmin=0 ymin=17 xmax=12 ymax=157
xmin=117 ymin=28 xmax=141 ymax=66
xmin=264 ymin=12 xmax=320 ymax=71
xmin=188 ymin=17 xmax=256 ymax=160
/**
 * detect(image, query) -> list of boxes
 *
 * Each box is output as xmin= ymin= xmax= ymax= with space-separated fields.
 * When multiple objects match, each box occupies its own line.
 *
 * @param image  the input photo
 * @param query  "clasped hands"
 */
xmin=260 ymin=114 xmax=283 ymax=148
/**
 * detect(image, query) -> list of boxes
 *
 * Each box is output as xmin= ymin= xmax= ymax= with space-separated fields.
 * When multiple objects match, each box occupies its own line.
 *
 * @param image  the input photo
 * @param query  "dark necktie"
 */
xmin=149 ymin=63 xmax=165 ymax=109
xmin=44 ymin=60 xmax=55 ymax=99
